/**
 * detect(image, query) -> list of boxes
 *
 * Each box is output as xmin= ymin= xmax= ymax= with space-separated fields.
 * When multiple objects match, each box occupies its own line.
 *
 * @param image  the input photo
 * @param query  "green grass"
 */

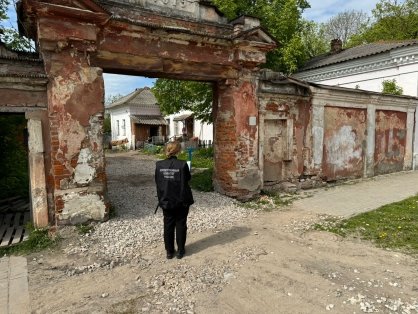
xmin=314 ymin=194 xmax=418 ymax=255
xmin=149 ymin=147 xmax=215 ymax=191
xmin=190 ymin=168 xmax=214 ymax=192
xmin=76 ymin=223 xmax=94 ymax=235
xmin=0 ymin=225 xmax=60 ymax=256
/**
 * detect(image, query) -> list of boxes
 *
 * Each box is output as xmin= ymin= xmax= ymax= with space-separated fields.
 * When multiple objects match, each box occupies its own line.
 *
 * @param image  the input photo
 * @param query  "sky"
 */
xmin=3 ymin=0 xmax=386 ymax=99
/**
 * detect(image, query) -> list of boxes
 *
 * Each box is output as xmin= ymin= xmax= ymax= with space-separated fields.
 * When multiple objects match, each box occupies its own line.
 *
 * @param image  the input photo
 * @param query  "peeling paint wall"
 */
xmin=258 ymin=74 xmax=312 ymax=186
xmin=374 ymin=110 xmax=407 ymax=175
xmin=43 ymin=49 xmax=107 ymax=224
xmin=323 ymin=107 xmax=366 ymax=181
xmin=213 ymin=75 xmax=261 ymax=200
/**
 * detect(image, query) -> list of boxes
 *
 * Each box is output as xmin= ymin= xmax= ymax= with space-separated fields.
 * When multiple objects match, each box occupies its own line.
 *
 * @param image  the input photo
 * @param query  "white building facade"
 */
xmin=166 ymin=110 xmax=213 ymax=144
xmin=294 ymin=40 xmax=418 ymax=97
xmin=106 ymin=87 xmax=167 ymax=149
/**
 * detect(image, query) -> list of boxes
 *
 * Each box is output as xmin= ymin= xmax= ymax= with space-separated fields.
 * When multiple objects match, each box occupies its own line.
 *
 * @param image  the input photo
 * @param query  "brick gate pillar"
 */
xmin=213 ymin=72 xmax=261 ymax=200
xmin=43 ymin=51 xmax=107 ymax=225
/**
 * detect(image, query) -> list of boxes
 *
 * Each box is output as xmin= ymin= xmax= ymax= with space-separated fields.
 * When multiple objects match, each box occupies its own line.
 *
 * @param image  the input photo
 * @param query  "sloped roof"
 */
xmin=107 ymin=87 xmax=158 ymax=109
xmin=299 ymin=40 xmax=418 ymax=71
xmin=131 ymin=115 xmax=168 ymax=125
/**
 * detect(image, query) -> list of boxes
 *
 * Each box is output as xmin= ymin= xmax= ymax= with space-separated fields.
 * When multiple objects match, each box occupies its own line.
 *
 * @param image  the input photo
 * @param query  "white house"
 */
xmin=293 ymin=39 xmax=418 ymax=97
xmin=106 ymin=87 xmax=167 ymax=149
xmin=165 ymin=110 xmax=213 ymax=145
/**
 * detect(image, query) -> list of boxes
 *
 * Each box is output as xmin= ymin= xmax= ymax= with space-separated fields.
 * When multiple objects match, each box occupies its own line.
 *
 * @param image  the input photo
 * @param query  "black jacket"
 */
xmin=155 ymin=157 xmax=194 ymax=210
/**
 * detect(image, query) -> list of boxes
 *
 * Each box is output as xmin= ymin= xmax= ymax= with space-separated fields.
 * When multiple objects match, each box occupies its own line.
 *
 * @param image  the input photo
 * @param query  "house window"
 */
xmin=122 ymin=119 xmax=126 ymax=136
xmin=116 ymin=120 xmax=120 ymax=136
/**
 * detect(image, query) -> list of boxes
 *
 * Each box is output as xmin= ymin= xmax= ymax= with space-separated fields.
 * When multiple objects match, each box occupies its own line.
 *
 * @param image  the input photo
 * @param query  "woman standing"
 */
xmin=155 ymin=141 xmax=194 ymax=259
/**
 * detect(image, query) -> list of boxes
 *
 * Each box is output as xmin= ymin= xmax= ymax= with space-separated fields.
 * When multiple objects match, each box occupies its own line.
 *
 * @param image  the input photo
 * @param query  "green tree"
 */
xmin=153 ymin=80 xmax=213 ymax=122
xmin=0 ymin=1 xmax=35 ymax=51
xmin=212 ymin=0 xmax=311 ymax=74
xmin=382 ymin=79 xmax=403 ymax=95
xmin=349 ymin=0 xmax=418 ymax=46
xmin=323 ymin=10 xmax=370 ymax=46
xmin=154 ymin=0 xmax=311 ymax=119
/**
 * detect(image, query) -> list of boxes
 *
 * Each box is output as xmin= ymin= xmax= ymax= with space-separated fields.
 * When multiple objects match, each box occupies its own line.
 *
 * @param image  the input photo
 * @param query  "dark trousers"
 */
xmin=163 ymin=206 xmax=189 ymax=253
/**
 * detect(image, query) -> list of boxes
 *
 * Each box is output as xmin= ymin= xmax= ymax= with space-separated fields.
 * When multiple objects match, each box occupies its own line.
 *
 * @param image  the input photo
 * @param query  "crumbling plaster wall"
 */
xmin=258 ymin=74 xmax=417 ymax=190
xmin=43 ymin=50 xmax=107 ymax=225
xmin=213 ymin=72 xmax=261 ymax=200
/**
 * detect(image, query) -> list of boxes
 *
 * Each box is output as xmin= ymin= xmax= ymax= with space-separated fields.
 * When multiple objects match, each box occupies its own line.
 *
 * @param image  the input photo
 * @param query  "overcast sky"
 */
xmin=3 ymin=0 xmax=390 ymax=98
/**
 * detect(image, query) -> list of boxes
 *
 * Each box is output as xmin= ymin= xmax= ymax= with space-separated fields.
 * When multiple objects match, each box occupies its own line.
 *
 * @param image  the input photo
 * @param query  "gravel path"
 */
xmin=28 ymin=151 xmax=418 ymax=314
xmin=55 ymin=151 xmax=261 ymax=313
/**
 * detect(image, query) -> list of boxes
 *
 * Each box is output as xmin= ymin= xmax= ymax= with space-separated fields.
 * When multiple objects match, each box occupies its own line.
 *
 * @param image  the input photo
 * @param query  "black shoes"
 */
xmin=166 ymin=250 xmax=185 ymax=259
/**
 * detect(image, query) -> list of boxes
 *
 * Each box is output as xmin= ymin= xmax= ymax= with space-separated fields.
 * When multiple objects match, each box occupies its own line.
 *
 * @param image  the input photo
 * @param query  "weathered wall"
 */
xmin=258 ymin=74 xmax=417 ymax=190
xmin=322 ymin=107 xmax=366 ymax=181
xmin=213 ymin=73 xmax=261 ymax=200
xmin=258 ymin=72 xmax=312 ymax=188
xmin=374 ymin=110 xmax=407 ymax=175
xmin=42 ymin=49 xmax=107 ymax=224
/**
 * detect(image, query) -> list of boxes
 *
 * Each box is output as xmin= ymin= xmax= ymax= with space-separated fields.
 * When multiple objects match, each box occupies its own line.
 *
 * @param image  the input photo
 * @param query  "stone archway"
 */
xmin=19 ymin=0 xmax=276 ymax=224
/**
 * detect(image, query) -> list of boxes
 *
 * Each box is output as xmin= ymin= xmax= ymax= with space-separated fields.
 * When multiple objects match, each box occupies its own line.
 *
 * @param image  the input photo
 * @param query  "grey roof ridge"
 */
xmin=299 ymin=39 xmax=418 ymax=71
xmin=107 ymin=87 xmax=148 ymax=109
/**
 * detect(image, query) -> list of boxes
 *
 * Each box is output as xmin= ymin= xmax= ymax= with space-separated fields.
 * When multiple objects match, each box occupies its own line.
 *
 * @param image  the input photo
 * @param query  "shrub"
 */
xmin=190 ymin=168 xmax=213 ymax=192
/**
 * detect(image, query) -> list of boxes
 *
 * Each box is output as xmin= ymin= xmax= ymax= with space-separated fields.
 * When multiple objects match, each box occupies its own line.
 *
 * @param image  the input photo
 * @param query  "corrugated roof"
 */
xmin=107 ymin=87 xmax=159 ymax=109
xmin=299 ymin=40 xmax=418 ymax=71
xmin=173 ymin=113 xmax=193 ymax=121
xmin=131 ymin=115 xmax=168 ymax=125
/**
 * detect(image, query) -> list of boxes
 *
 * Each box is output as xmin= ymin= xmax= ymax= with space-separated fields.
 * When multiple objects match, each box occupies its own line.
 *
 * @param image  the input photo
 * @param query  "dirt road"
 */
xmin=28 ymin=153 xmax=418 ymax=313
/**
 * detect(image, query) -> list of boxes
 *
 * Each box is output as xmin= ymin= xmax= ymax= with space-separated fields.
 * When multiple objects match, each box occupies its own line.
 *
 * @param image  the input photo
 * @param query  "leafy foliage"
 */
xmin=382 ymin=79 xmax=403 ymax=95
xmin=153 ymin=79 xmax=213 ymax=122
xmin=323 ymin=10 xmax=370 ymax=46
xmin=103 ymin=114 xmax=111 ymax=134
xmin=212 ymin=0 xmax=311 ymax=74
xmin=0 ymin=114 xmax=29 ymax=199
xmin=348 ymin=0 xmax=418 ymax=46
xmin=154 ymin=0 xmax=312 ymax=117
xmin=0 ymin=1 xmax=35 ymax=51
xmin=190 ymin=168 xmax=214 ymax=192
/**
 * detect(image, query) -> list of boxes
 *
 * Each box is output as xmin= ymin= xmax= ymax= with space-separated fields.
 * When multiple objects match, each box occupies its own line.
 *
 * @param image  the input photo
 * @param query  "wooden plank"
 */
xmin=0 ymin=225 xmax=7 ymax=239
xmin=13 ymin=200 xmax=27 ymax=210
xmin=3 ymin=214 xmax=13 ymax=226
xmin=11 ymin=227 xmax=23 ymax=245
xmin=0 ymin=227 xmax=14 ymax=247
xmin=13 ymin=213 xmax=22 ymax=227
xmin=0 ymin=204 xmax=9 ymax=212
xmin=22 ymin=228 xmax=29 ymax=241
xmin=16 ymin=203 xmax=29 ymax=212
xmin=23 ymin=212 xmax=30 ymax=224
xmin=0 ymin=196 xmax=20 ymax=205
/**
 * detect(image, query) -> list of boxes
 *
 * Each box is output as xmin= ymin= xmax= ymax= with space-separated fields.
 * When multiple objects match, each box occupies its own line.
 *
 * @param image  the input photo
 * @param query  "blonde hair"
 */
xmin=165 ymin=141 xmax=181 ymax=157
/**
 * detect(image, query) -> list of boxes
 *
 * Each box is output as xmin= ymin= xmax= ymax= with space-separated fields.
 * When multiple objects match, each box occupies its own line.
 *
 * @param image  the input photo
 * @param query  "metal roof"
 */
xmin=106 ymin=87 xmax=159 ymax=109
xmin=131 ymin=115 xmax=167 ymax=125
xmin=173 ymin=113 xmax=193 ymax=121
xmin=299 ymin=40 xmax=418 ymax=71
